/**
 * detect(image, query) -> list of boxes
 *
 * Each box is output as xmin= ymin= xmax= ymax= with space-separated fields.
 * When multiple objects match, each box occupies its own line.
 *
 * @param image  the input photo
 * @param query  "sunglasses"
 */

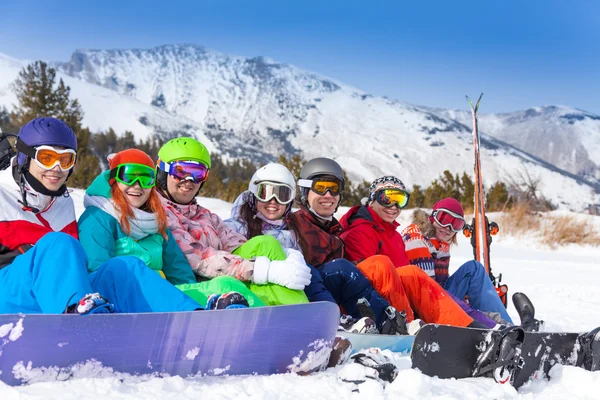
xmin=374 ymin=189 xmax=410 ymax=209
xmin=432 ymin=208 xmax=466 ymax=232
xmin=298 ymin=178 xmax=342 ymax=196
xmin=254 ymin=181 xmax=294 ymax=205
xmin=32 ymin=145 xmax=77 ymax=171
xmin=159 ymin=160 xmax=209 ymax=184
xmin=110 ymin=163 xmax=156 ymax=189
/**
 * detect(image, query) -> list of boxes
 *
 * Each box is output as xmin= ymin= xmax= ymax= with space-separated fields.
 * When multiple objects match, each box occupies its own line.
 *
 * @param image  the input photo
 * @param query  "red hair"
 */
xmin=110 ymin=184 xmax=168 ymax=239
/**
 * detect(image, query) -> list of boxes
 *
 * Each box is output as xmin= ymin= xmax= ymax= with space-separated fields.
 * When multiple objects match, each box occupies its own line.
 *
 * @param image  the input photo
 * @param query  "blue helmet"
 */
xmin=17 ymin=117 xmax=77 ymax=166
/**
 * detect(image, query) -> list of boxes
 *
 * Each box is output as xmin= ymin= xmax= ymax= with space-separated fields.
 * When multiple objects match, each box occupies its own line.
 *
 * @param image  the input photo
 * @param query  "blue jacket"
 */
xmin=78 ymin=171 xmax=196 ymax=286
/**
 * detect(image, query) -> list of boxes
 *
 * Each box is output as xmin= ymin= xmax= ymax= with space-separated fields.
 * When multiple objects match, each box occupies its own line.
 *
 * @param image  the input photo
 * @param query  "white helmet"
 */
xmin=249 ymin=163 xmax=296 ymax=200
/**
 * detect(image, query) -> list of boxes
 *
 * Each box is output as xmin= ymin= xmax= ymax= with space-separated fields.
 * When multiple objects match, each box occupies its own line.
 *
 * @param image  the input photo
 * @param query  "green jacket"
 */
xmin=78 ymin=171 xmax=196 ymax=285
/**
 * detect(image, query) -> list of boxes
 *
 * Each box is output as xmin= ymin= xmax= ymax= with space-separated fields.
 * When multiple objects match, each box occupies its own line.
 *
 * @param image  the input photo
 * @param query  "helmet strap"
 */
xmin=11 ymin=162 xmax=67 ymax=213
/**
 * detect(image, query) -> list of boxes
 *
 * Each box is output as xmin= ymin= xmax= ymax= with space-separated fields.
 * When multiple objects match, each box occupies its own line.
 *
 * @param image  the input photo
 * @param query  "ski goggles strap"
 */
xmin=432 ymin=208 xmax=465 ymax=232
xmin=374 ymin=189 xmax=410 ymax=209
xmin=298 ymin=178 xmax=342 ymax=196
xmin=16 ymin=140 xmax=76 ymax=171
xmin=254 ymin=181 xmax=294 ymax=205
xmin=110 ymin=163 xmax=156 ymax=188
xmin=158 ymin=160 xmax=209 ymax=184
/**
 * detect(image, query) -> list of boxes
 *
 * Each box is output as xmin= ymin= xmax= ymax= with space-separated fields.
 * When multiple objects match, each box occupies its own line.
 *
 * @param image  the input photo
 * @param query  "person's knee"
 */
xmin=34 ymin=232 xmax=86 ymax=264
xmin=398 ymin=264 xmax=427 ymax=278
xmin=461 ymin=260 xmax=485 ymax=277
xmin=362 ymin=255 xmax=395 ymax=271
xmin=37 ymin=232 xmax=79 ymax=249
xmin=211 ymin=275 xmax=245 ymax=289
xmin=247 ymin=235 xmax=281 ymax=249
xmin=326 ymin=258 xmax=358 ymax=273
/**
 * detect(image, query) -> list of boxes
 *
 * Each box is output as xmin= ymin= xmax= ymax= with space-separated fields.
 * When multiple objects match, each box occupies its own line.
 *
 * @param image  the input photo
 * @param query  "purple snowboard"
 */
xmin=0 ymin=301 xmax=339 ymax=386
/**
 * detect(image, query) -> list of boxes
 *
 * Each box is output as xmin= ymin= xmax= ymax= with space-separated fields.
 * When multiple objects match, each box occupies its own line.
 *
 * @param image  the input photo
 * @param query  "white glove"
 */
xmin=252 ymin=251 xmax=312 ymax=290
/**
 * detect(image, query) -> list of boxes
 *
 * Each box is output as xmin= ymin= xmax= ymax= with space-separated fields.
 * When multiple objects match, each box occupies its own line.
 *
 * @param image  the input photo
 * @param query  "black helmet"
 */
xmin=298 ymin=157 xmax=345 ymax=206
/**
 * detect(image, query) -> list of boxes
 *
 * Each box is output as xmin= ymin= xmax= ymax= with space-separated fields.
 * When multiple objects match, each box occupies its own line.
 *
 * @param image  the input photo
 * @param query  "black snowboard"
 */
xmin=411 ymin=323 xmax=592 ymax=388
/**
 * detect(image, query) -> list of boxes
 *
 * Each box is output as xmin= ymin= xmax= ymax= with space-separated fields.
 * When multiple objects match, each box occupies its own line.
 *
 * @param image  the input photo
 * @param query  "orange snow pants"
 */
xmin=356 ymin=255 xmax=473 ymax=327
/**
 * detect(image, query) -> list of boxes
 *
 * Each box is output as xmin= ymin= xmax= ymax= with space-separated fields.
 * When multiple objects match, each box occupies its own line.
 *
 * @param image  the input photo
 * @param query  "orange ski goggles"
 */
xmin=32 ymin=145 xmax=77 ymax=171
xmin=298 ymin=178 xmax=342 ymax=196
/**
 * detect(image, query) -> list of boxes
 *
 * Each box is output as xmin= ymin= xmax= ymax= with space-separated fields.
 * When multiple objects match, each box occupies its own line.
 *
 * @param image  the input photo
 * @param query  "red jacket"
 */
xmin=339 ymin=205 xmax=410 ymax=267
xmin=0 ymin=175 xmax=78 ymax=269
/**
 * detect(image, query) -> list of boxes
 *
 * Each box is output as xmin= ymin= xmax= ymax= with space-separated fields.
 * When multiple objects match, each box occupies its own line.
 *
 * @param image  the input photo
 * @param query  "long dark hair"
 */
xmin=239 ymin=201 xmax=264 ymax=240
xmin=285 ymin=209 xmax=309 ymax=257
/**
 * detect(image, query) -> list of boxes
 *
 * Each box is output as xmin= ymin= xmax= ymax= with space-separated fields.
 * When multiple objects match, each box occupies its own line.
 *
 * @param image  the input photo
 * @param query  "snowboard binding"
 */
xmin=577 ymin=326 xmax=600 ymax=372
xmin=512 ymin=292 xmax=544 ymax=332
xmin=206 ymin=291 xmax=249 ymax=310
xmin=473 ymin=326 xmax=525 ymax=385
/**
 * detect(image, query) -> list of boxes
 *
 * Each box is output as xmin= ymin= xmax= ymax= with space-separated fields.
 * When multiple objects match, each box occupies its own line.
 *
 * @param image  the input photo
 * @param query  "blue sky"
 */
xmin=1 ymin=0 xmax=598 ymax=114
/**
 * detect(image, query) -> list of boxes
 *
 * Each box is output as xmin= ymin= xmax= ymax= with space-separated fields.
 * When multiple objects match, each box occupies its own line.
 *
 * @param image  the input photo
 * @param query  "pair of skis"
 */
xmin=462 ymin=94 xmax=507 ymax=307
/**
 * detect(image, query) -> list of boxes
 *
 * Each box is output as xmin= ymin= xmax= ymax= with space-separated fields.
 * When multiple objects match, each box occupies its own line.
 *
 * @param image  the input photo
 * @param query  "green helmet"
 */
xmin=158 ymin=137 xmax=211 ymax=168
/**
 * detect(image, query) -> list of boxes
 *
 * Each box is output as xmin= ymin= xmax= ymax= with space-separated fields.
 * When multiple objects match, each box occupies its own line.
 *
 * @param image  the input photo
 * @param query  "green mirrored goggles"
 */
xmin=110 ymin=163 xmax=156 ymax=189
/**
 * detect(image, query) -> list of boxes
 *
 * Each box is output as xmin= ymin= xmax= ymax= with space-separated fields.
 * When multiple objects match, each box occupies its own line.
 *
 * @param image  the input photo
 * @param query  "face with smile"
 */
xmin=307 ymin=189 xmax=340 ymax=218
xmin=166 ymin=175 xmax=201 ymax=205
xmin=370 ymin=200 xmax=401 ymax=224
xmin=28 ymin=155 xmax=69 ymax=191
xmin=256 ymin=198 xmax=287 ymax=221
xmin=433 ymin=221 xmax=457 ymax=243
xmin=116 ymin=182 xmax=152 ymax=209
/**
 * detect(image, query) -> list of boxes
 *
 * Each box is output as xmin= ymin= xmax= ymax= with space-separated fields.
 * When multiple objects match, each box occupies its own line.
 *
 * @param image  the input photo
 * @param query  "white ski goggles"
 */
xmin=253 ymin=181 xmax=294 ymax=205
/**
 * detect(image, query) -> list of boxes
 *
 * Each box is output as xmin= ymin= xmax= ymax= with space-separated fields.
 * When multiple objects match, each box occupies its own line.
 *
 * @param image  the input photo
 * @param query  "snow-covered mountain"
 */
xmin=1 ymin=45 xmax=599 ymax=211
xmin=439 ymin=106 xmax=600 ymax=181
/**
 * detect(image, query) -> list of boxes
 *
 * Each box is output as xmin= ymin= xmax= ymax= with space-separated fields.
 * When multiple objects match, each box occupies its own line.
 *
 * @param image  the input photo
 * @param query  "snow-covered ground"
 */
xmin=1 ymin=176 xmax=600 ymax=398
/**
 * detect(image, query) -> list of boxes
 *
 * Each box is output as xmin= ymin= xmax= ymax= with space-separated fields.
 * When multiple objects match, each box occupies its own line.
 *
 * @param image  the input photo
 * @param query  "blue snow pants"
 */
xmin=0 ymin=232 xmax=201 ymax=314
xmin=304 ymin=264 xmax=336 ymax=304
xmin=317 ymin=258 xmax=390 ymax=328
xmin=443 ymin=260 xmax=513 ymax=324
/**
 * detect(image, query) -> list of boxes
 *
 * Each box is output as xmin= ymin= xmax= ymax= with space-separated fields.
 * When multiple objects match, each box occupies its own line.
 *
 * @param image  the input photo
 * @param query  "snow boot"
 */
xmin=473 ymin=325 xmax=525 ymax=385
xmin=380 ymin=306 xmax=408 ymax=335
xmin=66 ymin=293 xmax=115 ymax=315
xmin=512 ymin=292 xmax=543 ymax=332
xmin=339 ymin=347 xmax=398 ymax=388
xmin=206 ymin=291 xmax=249 ymax=310
xmin=327 ymin=336 xmax=353 ymax=368
xmin=578 ymin=326 xmax=600 ymax=372
xmin=357 ymin=297 xmax=408 ymax=335
xmin=339 ymin=314 xmax=378 ymax=334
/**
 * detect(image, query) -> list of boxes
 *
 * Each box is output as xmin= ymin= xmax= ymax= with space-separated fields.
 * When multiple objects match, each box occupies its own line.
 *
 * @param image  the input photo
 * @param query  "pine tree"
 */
xmin=11 ymin=61 xmax=100 ymax=187
xmin=11 ymin=62 xmax=56 ymax=126
xmin=277 ymin=154 xmax=304 ymax=178
xmin=486 ymin=181 xmax=512 ymax=212
xmin=460 ymin=172 xmax=475 ymax=213
xmin=407 ymin=184 xmax=425 ymax=208
xmin=0 ymin=106 xmax=17 ymax=134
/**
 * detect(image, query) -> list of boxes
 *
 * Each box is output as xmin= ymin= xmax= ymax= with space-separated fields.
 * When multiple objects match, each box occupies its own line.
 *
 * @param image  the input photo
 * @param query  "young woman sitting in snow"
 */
xmin=401 ymin=197 xmax=513 ymax=324
xmin=77 ymin=148 xmax=251 ymax=310
xmin=154 ymin=138 xmax=311 ymax=306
